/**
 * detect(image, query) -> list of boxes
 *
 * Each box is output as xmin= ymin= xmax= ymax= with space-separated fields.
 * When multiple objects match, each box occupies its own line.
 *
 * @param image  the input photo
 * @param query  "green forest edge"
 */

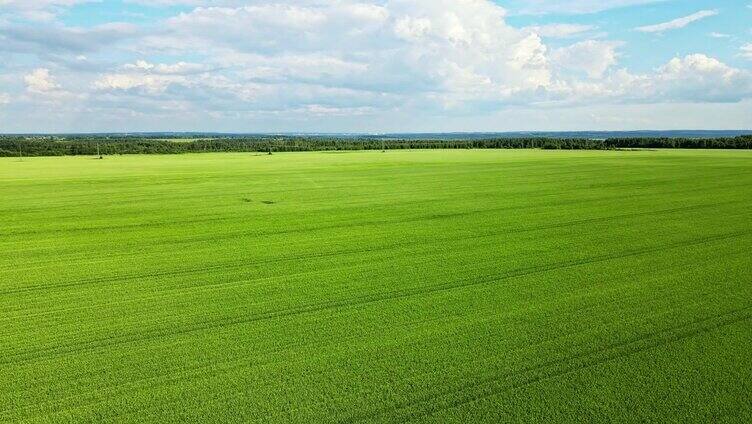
xmin=2 ymin=135 xmax=752 ymax=157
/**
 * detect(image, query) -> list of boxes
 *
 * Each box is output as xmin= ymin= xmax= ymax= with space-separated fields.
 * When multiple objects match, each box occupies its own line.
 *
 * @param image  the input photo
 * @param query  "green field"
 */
xmin=2 ymin=150 xmax=751 ymax=423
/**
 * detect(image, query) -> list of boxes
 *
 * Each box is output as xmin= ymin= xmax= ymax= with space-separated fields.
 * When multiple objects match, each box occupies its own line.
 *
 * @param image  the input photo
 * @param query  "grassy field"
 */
xmin=1 ymin=150 xmax=751 ymax=423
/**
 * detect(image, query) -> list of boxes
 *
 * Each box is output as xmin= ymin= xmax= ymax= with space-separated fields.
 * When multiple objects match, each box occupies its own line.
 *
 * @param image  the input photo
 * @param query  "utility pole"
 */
xmin=97 ymin=143 xmax=102 ymax=159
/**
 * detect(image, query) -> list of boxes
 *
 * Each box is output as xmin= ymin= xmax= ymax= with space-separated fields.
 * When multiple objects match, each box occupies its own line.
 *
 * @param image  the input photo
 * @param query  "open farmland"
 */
xmin=1 ymin=149 xmax=752 ymax=423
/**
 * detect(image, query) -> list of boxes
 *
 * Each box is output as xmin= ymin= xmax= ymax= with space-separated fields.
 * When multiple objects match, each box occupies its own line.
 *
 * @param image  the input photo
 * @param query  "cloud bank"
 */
xmin=0 ymin=0 xmax=750 ymax=131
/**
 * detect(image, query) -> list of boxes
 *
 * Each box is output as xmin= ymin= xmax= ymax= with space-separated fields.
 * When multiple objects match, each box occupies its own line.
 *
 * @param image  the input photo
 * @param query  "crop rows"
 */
xmin=1 ymin=149 xmax=751 ymax=423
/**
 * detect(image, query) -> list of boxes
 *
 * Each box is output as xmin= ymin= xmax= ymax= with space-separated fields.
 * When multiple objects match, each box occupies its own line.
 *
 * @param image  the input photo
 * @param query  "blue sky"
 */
xmin=0 ymin=0 xmax=750 ymax=133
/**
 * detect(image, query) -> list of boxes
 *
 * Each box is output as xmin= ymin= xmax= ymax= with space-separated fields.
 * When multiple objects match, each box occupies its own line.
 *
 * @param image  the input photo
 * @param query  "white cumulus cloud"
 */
xmin=24 ymin=68 xmax=60 ymax=93
xmin=650 ymin=54 xmax=752 ymax=102
xmin=552 ymin=40 xmax=620 ymax=78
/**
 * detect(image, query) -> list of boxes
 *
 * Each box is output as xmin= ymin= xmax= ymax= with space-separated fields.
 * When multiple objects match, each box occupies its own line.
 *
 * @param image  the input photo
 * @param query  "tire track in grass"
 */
xmin=0 ymin=244 xmax=477 ymax=340
xmin=6 ymin=221 xmax=749 ymax=330
xmin=0 ymin=166 xmax=590 ymax=230
xmin=0 ymin=182 xmax=627 ymax=257
xmin=2 ymin=181 xmax=733 ymax=266
xmin=341 ymin=256 xmax=744 ymax=409
xmin=0 ymin=164 xmax=611 ymax=215
xmin=0 ymin=311 xmax=456 ymax=423
xmin=1 ymin=229 xmax=748 ymax=366
xmin=32 ymin=259 xmax=739 ymax=424
xmin=2 ymin=229 xmax=748 ymax=361
xmin=358 ymin=261 xmax=752 ymax=421
xmin=2 ymin=200 xmax=746 ymax=296
xmin=2 ymin=171 xmax=747 ymax=239
xmin=0 ymin=273 xmax=645 ymax=423
xmin=0 ymin=236 xmax=489 ymax=323
xmin=344 ymin=304 xmax=752 ymax=423
xmin=25 ymin=272 xmax=747 ymax=424
xmin=2 ymin=176 xmax=747 ymax=266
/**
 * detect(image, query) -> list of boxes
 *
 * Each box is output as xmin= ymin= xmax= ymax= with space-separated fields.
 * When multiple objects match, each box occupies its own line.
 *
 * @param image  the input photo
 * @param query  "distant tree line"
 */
xmin=1 ymin=135 xmax=751 ymax=157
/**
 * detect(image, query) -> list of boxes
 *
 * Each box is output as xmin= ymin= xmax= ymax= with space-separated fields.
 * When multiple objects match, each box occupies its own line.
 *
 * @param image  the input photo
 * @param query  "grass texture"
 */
xmin=1 ymin=149 xmax=751 ymax=423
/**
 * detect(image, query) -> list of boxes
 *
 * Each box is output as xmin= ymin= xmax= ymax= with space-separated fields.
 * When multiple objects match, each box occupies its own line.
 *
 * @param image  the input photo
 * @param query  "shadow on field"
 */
xmin=241 ymin=198 xmax=276 ymax=204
